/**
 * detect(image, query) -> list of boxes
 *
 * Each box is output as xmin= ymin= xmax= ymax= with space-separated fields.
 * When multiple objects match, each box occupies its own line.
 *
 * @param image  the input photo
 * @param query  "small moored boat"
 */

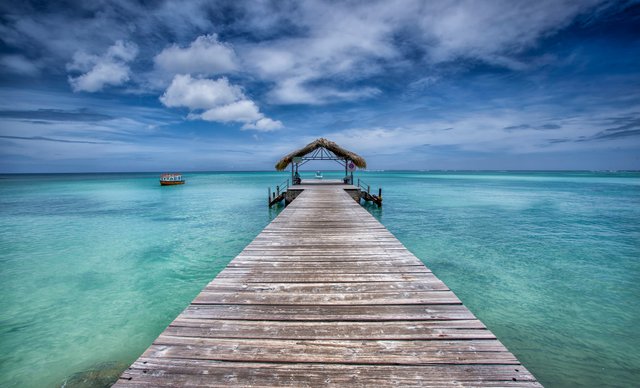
xmin=160 ymin=173 xmax=185 ymax=186
xmin=315 ymin=171 xmax=323 ymax=179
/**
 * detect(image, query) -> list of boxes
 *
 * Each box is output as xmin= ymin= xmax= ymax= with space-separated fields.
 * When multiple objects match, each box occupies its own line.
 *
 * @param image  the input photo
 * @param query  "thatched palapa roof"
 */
xmin=275 ymin=138 xmax=367 ymax=171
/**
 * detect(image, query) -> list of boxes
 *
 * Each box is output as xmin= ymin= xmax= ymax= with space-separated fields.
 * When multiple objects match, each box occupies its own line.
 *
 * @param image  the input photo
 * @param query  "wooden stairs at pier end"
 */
xmin=115 ymin=184 xmax=540 ymax=387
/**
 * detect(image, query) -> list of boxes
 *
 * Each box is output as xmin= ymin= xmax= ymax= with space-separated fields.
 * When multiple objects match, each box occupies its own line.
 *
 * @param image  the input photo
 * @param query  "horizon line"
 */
xmin=2 ymin=169 xmax=639 ymax=175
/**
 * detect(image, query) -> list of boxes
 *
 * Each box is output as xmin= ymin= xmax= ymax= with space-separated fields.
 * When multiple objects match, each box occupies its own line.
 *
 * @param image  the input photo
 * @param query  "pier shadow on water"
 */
xmin=60 ymin=361 xmax=128 ymax=388
xmin=361 ymin=200 xmax=384 ymax=220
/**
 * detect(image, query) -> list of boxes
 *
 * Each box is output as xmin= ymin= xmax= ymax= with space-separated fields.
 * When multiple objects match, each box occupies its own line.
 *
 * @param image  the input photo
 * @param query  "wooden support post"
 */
xmin=277 ymin=185 xmax=280 ymax=196
xmin=268 ymin=187 xmax=271 ymax=204
xmin=379 ymin=188 xmax=382 ymax=197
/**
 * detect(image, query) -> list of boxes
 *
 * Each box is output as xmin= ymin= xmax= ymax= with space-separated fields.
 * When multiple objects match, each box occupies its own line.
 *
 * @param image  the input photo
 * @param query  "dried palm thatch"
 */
xmin=275 ymin=138 xmax=367 ymax=171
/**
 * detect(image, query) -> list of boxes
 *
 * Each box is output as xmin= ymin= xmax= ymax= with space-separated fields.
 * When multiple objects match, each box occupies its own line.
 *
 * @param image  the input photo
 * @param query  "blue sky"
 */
xmin=0 ymin=0 xmax=639 ymax=172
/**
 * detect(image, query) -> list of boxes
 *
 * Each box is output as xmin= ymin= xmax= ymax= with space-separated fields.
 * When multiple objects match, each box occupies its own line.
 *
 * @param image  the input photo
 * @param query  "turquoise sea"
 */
xmin=0 ymin=171 xmax=639 ymax=387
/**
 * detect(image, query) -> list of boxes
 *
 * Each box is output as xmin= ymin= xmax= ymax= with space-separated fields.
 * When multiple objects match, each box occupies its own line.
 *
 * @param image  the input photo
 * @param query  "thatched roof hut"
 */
xmin=275 ymin=138 xmax=367 ymax=171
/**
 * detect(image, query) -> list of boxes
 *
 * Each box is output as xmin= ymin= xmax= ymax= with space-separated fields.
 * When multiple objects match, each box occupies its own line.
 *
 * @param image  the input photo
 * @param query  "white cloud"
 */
xmin=5 ymin=1 xmax=609 ymax=103
xmin=417 ymin=0 xmax=603 ymax=66
xmin=160 ymin=74 xmax=282 ymax=131
xmin=0 ymin=2 xmax=219 ymax=69
xmin=238 ymin=0 xmax=606 ymax=104
xmin=106 ymin=40 xmax=139 ymax=62
xmin=200 ymin=100 xmax=261 ymax=123
xmin=266 ymin=76 xmax=380 ymax=105
xmin=242 ymin=117 xmax=284 ymax=131
xmin=160 ymin=75 xmax=242 ymax=110
xmin=67 ymin=40 xmax=138 ymax=92
xmin=69 ymin=62 xmax=131 ymax=93
xmin=241 ymin=2 xmax=398 ymax=104
xmin=0 ymin=55 xmax=41 ymax=76
xmin=154 ymin=34 xmax=237 ymax=76
xmin=3 ymin=1 xmax=609 ymax=92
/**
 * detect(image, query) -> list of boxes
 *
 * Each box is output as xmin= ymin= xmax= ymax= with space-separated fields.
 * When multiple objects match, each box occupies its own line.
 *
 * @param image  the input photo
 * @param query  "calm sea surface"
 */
xmin=0 ymin=171 xmax=638 ymax=387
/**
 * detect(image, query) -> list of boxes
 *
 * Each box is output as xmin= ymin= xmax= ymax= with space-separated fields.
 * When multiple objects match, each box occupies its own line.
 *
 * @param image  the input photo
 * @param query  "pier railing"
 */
xmin=268 ymin=178 xmax=289 ymax=206
xmin=267 ymin=177 xmax=382 ymax=207
xmin=357 ymin=178 xmax=383 ymax=206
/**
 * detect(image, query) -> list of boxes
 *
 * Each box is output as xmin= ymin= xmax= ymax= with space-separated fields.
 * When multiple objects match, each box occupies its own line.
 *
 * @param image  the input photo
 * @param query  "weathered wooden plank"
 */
xmin=165 ymin=319 xmax=492 ymax=340
xmin=121 ymin=359 xmax=539 ymax=385
xmin=203 ymin=280 xmax=450 ymax=292
xmin=145 ymin=339 xmax=517 ymax=365
xmin=233 ymin=254 xmax=422 ymax=261
xmin=181 ymin=304 xmax=477 ymax=321
xmin=214 ymin=273 xmax=435 ymax=283
xmin=221 ymin=265 xmax=431 ymax=274
xmin=193 ymin=290 xmax=460 ymax=305
xmin=228 ymin=258 xmax=424 ymax=266
xmin=117 ymin=376 xmax=542 ymax=388
xmin=218 ymin=269 xmax=433 ymax=277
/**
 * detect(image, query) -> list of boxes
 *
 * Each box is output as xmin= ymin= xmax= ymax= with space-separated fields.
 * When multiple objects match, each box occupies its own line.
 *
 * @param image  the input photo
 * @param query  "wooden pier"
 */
xmin=115 ymin=184 xmax=540 ymax=387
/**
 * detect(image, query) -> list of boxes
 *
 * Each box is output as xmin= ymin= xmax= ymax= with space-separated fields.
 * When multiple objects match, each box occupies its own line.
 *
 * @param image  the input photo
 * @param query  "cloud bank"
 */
xmin=1 ymin=0 xmax=638 ymax=171
xmin=11 ymin=0 xmax=612 ymax=130
xmin=160 ymin=75 xmax=282 ymax=131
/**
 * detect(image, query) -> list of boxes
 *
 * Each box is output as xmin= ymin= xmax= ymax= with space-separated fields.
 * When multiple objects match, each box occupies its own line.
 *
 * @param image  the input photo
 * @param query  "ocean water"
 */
xmin=0 ymin=171 xmax=638 ymax=387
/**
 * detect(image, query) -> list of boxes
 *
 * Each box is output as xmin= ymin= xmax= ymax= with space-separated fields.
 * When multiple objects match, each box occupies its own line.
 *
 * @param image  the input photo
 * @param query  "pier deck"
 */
xmin=116 ymin=185 xmax=540 ymax=387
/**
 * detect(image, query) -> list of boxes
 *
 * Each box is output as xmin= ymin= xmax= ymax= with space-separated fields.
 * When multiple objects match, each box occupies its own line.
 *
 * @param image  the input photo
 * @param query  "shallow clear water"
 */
xmin=1 ymin=171 xmax=638 ymax=387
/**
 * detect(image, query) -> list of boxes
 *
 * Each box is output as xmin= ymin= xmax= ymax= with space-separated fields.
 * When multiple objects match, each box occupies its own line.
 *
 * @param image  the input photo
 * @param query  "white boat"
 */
xmin=160 ymin=173 xmax=185 ymax=186
xmin=315 ymin=171 xmax=323 ymax=179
